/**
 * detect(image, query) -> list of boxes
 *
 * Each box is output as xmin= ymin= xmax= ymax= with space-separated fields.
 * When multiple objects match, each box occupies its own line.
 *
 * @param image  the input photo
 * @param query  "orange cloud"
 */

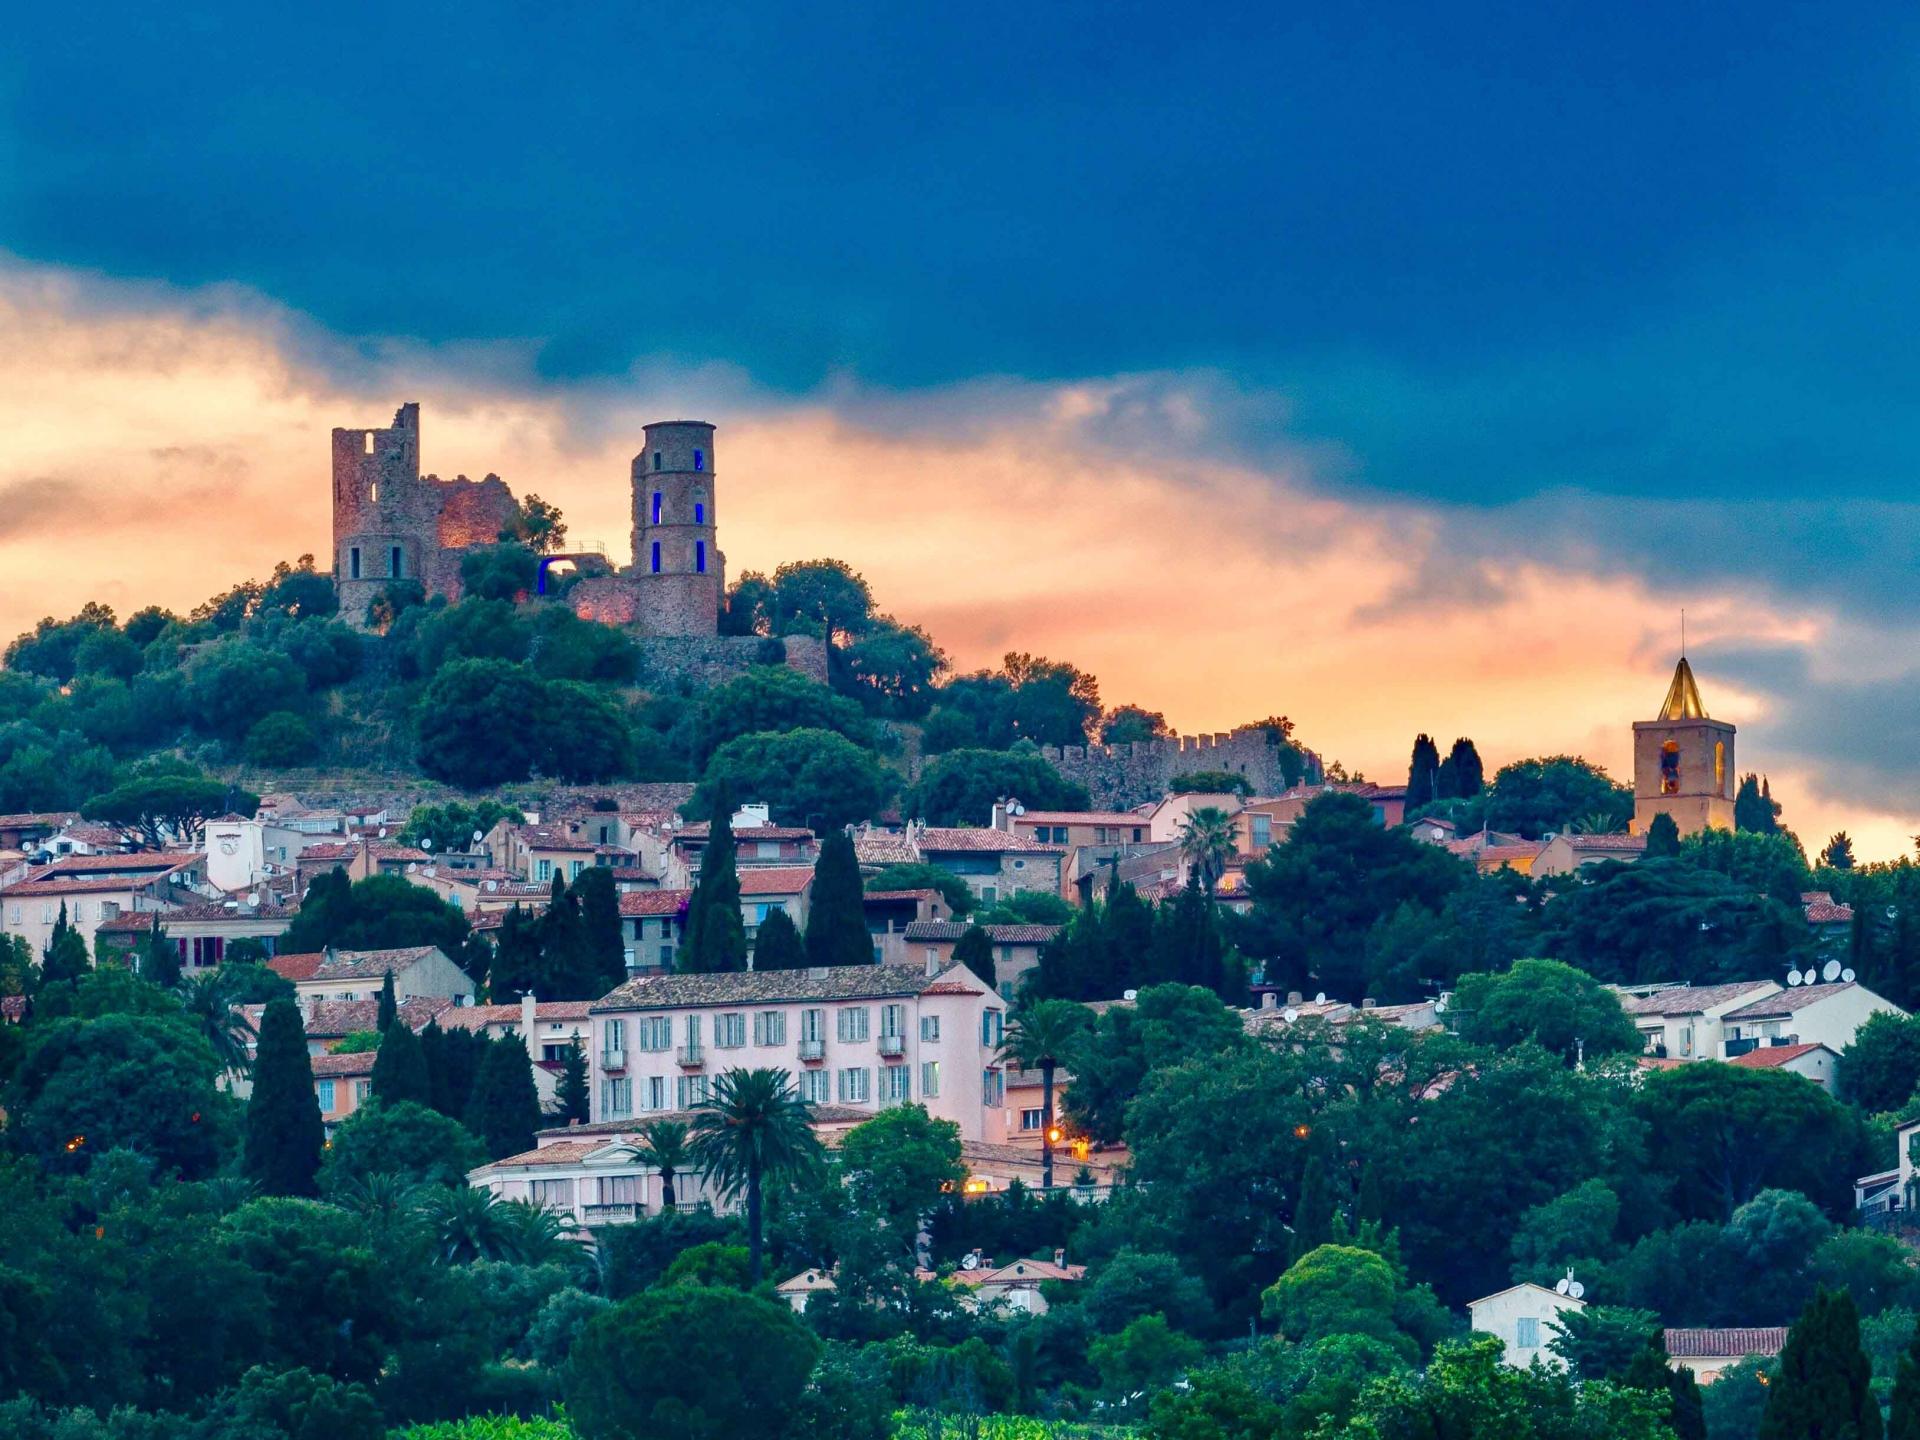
xmin=0 ymin=261 xmax=1901 ymax=858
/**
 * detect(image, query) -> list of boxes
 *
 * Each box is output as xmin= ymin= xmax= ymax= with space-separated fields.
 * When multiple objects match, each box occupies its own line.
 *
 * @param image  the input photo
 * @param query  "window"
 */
xmin=693 ymin=448 xmax=705 ymax=471
xmin=651 ymin=491 xmax=663 ymax=524
xmin=980 ymin=885 xmax=998 ymax=905
xmin=602 ymin=1077 xmax=633 ymax=1116
xmin=653 ymin=451 xmax=662 ymax=471
xmin=1021 ymin=1108 xmax=1044 ymax=1131
xmin=685 ymin=1015 xmax=703 ymax=1050
xmin=568 ymin=859 xmax=585 ymax=880
xmin=1251 ymin=814 xmax=1272 ymax=849
xmin=598 ymin=1175 xmax=640 ymax=1205
xmin=981 ymin=1010 xmax=1004 ymax=1048
xmin=756 ymin=841 xmax=781 ymax=859
xmin=530 ymin=1179 xmax=574 ymax=1212
xmin=920 ymin=1015 xmax=941 ymax=1042
xmin=754 ymin=1010 xmax=787 ymax=1046
xmin=1660 ymin=740 xmax=1681 ymax=795
xmin=678 ymin=1074 xmax=710 ymax=1108
xmin=651 ymin=541 xmax=662 ymax=573
xmin=637 ymin=1016 xmax=672 ymax=1051
xmin=390 ymin=545 xmax=403 ymax=578
xmin=603 ymin=1018 xmax=626 ymax=1055
xmin=643 ymin=1075 xmax=667 ymax=1110
xmin=354 ymin=1079 xmax=372 ymax=1102
xmin=837 ymin=1007 xmax=870 ymax=1042
xmin=1516 ymin=1317 xmax=1541 ymax=1349
xmin=364 ymin=431 xmax=375 ymax=455
xmin=801 ymin=1007 xmax=826 ymax=1043
xmin=541 ymin=1042 xmax=570 ymax=1064
xmin=882 ymin=1065 xmax=912 ymax=1102
xmin=349 ymin=547 xmax=362 ymax=580
xmin=983 ymin=1069 xmax=1005 ymax=1105
xmin=317 ymin=1080 xmax=336 ymax=1112
xmin=695 ymin=541 xmax=707 ymax=574
xmin=716 ymin=1012 xmax=746 ymax=1048
xmin=800 ymin=1069 xmax=831 ymax=1103
xmin=658 ymin=943 xmax=675 ymax=967
xmin=921 ymin=1061 xmax=941 ymax=1097
xmin=881 ymin=1003 xmax=906 ymax=1038
xmin=535 ymin=859 xmax=553 ymax=882
xmin=694 ymin=501 xmax=705 ymax=524
xmin=1715 ymin=740 xmax=1727 ymax=794
xmin=838 ymin=1067 xmax=871 ymax=1103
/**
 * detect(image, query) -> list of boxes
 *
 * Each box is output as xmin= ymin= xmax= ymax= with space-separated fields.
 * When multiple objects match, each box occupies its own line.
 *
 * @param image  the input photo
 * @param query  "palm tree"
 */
xmin=175 ymin=969 xmax=257 ymax=1077
xmin=1176 ymin=806 xmax=1241 ymax=894
xmin=419 ymin=1183 xmax=516 ymax=1264
xmin=1572 ymin=810 xmax=1626 ymax=836
xmin=688 ymin=1068 xmax=822 ymax=1282
xmin=1001 ymin=1000 xmax=1092 ymax=1191
xmin=637 ymin=1118 xmax=692 ymax=1211
xmin=338 ymin=1172 xmax=426 ymax=1245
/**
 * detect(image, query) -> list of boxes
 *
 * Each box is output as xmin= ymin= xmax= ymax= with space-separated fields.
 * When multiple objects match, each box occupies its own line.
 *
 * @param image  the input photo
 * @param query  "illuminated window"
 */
xmin=696 ymin=541 xmax=707 ymax=574
xmin=364 ymin=432 xmax=374 ymax=454
xmin=651 ymin=491 xmax=662 ymax=524
xmin=651 ymin=542 xmax=661 ymax=574
xmin=369 ymin=482 xmax=378 ymax=502
xmin=693 ymin=491 xmax=705 ymax=524
xmin=1660 ymin=741 xmax=1680 ymax=795
xmin=693 ymin=448 xmax=705 ymax=471
xmin=1715 ymin=741 xmax=1726 ymax=794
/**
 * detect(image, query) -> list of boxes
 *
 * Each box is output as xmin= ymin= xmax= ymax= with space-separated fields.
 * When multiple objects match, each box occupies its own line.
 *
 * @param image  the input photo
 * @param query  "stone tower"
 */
xmin=630 ymin=420 xmax=724 ymax=635
xmin=1631 ymin=656 xmax=1735 ymax=836
xmin=332 ymin=403 xmax=432 ymax=621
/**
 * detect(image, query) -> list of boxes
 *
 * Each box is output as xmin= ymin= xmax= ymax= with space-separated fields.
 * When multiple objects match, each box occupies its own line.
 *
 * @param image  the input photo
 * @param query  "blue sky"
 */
xmin=5 ymin=3 xmax=1920 ymax=848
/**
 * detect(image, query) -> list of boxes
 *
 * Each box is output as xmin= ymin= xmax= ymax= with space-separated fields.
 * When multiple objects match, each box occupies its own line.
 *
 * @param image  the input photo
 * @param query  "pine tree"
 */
xmin=1759 ymin=1288 xmax=1881 ymax=1440
xmin=141 ymin=918 xmax=182 ymax=989
xmin=953 ymin=926 xmax=997 ymax=991
xmin=489 ymin=904 xmax=542 ymax=1002
xmin=41 ymin=903 xmax=91 ymax=987
xmin=554 ymin=1037 xmax=590 ymax=1124
xmin=804 ymin=830 xmax=871 ymax=969
xmin=467 ymin=1035 xmax=543 ymax=1158
xmin=242 ymin=996 xmax=324 ymax=1197
xmin=751 ymin=907 xmax=807 ymax=971
xmin=1824 ymin=832 xmax=1857 ymax=871
xmin=1290 ymin=1152 xmax=1335 ymax=1263
xmin=1406 ymin=734 xmax=1441 ymax=811
xmin=370 ymin=1020 xmax=431 ymax=1106
xmin=283 ymin=867 xmax=350 ymax=951
xmin=570 ymin=865 xmax=626 ymax=994
xmin=1447 ymin=738 xmax=1485 ymax=798
xmin=1644 ymin=812 xmax=1682 ymax=858
xmin=682 ymin=798 xmax=746 ymax=972
xmin=376 ymin=968 xmax=397 ymax=1031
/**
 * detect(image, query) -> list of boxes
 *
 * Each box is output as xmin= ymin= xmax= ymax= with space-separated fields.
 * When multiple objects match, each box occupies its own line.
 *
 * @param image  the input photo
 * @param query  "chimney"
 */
xmin=990 ymin=798 xmax=1008 ymax=832
xmin=1262 ymin=991 xmax=1278 ymax=1010
xmin=1053 ymin=1248 xmax=1066 ymax=1267
xmin=926 ymin=949 xmax=940 ymax=978
xmin=1287 ymin=991 xmax=1303 ymax=1006
xmin=1362 ymin=997 xmax=1377 ymax=1009
xmin=522 ymin=992 xmax=538 ymax=1061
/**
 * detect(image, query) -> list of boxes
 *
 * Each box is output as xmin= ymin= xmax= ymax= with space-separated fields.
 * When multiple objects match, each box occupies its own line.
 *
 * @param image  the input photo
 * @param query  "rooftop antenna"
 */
xmin=1681 ymin=607 xmax=1686 ymax=657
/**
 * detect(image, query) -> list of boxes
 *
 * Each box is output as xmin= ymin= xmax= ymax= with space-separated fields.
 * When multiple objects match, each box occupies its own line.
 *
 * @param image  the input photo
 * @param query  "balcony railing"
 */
xmin=798 ymin=1037 xmax=826 ymax=1062
xmin=582 ymin=1202 xmax=640 ymax=1225
xmin=676 ymin=1045 xmax=706 ymax=1068
xmin=878 ymin=1033 xmax=907 ymax=1058
xmin=601 ymin=1049 xmax=627 ymax=1071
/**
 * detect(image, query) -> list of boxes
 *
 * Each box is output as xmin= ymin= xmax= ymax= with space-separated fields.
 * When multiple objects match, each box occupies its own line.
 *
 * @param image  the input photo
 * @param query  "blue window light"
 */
xmin=651 ymin=542 xmax=661 ymax=573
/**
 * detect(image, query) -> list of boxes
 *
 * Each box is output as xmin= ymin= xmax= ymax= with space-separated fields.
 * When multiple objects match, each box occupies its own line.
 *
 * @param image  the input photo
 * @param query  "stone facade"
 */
xmin=331 ymin=404 xmax=729 ymax=642
xmin=1631 ymin=658 xmax=1736 ymax=836
xmin=1038 ymin=728 xmax=1313 ymax=809
xmin=632 ymin=633 xmax=829 ymax=689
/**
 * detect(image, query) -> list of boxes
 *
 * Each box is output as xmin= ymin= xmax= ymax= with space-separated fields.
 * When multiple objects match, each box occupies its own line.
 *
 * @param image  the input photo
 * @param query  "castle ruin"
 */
xmin=1040 ymin=727 xmax=1316 ymax=809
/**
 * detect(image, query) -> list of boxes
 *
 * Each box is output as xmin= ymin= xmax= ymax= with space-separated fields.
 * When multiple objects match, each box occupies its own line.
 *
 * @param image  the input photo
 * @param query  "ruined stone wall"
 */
xmin=1040 ymin=728 xmax=1312 ymax=809
xmin=634 ymin=633 xmax=829 ymax=690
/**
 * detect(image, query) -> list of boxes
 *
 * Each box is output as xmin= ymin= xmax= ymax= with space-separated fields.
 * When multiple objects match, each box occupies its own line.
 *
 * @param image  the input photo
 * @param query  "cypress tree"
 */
xmin=752 ymin=907 xmax=807 ymax=971
xmin=1759 ymin=1288 xmax=1881 ymax=1440
xmin=683 ymin=798 xmax=747 ymax=972
xmin=804 ymin=830 xmax=872 ymax=968
xmin=142 ymin=918 xmax=182 ymax=989
xmin=370 ymin=1020 xmax=431 ymax=1106
xmin=1889 ymin=1323 xmax=1920 ymax=1440
xmin=1624 ymin=1343 xmax=1706 ymax=1440
xmin=537 ymin=873 xmax=597 ymax=998
xmin=554 ymin=1037 xmax=591 ymax=1124
xmin=570 ymin=865 xmax=626 ymax=994
xmin=1103 ymin=878 xmax=1155 ymax=993
xmin=432 ymin=1022 xmax=483 ymax=1118
xmin=1406 ymin=734 xmax=1440 ymax=811
xmin=1447 ymin=737 xmax=1485 ymax=798
xmin=242 ymin=996 xmax=324 ymax=1197
xmin=419 ymin=1019 xmax=446 ymax=1109
xmin=1644 ymin=812 xmax=1682 ymax=859
xmin=376 ymin=968 xmax=397 ymax=1031
xmin=490 ymin=904 xmax=542 ymax=1002
xmin=1289 ymin=1152 xmax=1335 ymax=1263
xmin=467 ymin=1035 xmax=543 ymax=1158
xmin=283 ymin=867 xmax=350 ymax=951
xmin=41 ymin=903 xmax=90 ymax=986
xmin=953 ymin=926 xmax=997 ymax=991
xmin=1154 ymin=877 xmax=1226 ymax=995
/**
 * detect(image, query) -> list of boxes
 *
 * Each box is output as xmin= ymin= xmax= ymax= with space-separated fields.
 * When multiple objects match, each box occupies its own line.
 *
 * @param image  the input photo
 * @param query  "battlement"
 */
xmin=1038 ymin=726 xmax=1312 ymax=809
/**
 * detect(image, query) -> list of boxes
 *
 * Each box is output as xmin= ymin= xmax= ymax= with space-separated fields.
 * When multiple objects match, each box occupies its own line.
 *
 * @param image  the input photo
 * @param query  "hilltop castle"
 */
xmin=330 ymin=402 xmax=724 ymax=636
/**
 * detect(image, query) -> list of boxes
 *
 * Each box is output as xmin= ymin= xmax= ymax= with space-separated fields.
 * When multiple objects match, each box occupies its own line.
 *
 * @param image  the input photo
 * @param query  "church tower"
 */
xmin=1631 ymin=657 xmax=1735 ymax=836
xmin=630 ymin=420 xmax=724 ymax=635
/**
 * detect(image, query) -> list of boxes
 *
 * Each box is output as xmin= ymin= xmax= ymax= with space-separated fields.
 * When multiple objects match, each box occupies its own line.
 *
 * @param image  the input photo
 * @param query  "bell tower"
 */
xmin=1631 ymin=656 xmax=1736 ymax=836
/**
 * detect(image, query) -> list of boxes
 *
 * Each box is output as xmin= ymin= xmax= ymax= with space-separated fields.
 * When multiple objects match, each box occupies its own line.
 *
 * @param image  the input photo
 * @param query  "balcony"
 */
xmin=878 ymin=1033 xmax=907 ymax=1058
xmin=676 ymin=1045 xmax=707 ymax=1068
xmin=798 ymin=1037 xmax=826 ymax=1062
xmin=582 ymin=1203 xmax=640 ymax=1226
xmin=601 ymin=1049 xmax=627 ymax=1072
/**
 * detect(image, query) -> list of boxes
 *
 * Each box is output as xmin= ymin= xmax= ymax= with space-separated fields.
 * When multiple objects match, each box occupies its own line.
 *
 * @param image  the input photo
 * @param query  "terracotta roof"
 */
xmin=310 ymin=1051 xmax=378 ymax=1077
xmin=916 ymin=828 xmax=1065 ymax=855
xmin=304 ymin=996 xmax=455 ymax=1036
xmin=1663 ymin=1328 xmax=1788 ymax=1359
xmin=595 ymin=960 xmax=986 ymax=1012
xmin=1805 ymin=899 xmax=1855 ymax=924
xmin=441 ymin=1001 xmax=593 ymax=1030
xmin=34 ymin=852 xmax=191 ymax=876
xmin=488 ymin=1140 xmax=606 ymax=1167
xmin=1723 ymin=982 xmax=1866 ymax=1020
xmin=299 ymin=842 xmax=360 ymax=861
xmin=1557 ymin=833 xmax=1648 ymax=852
xmin=737 ymin=867 xmax=816 ymax=897
xmin=97 ymin=897 xmax=296 ymax=932
xmin=953 ymin=1258 xmax=1087 ymax=1286
xmin=677 ymin=823 xmax=815 ymax=841
xmin=619 ymin=888 xmax=693 ymax=917
xmin=1013 ymin=811 xmax=1147 ymax=826
xmin=778 ymin=1268 xmax=838 ymax=1293
xmin=1617 ymin=983 xmax=1779 ymax=1017
xmin=1728 ymin=1042 xmax=1833 ymax=1069
xmin=0 ymin=811 xmax=79 ymax=829
xmin=310 ymin=946 xmax=447 ymax=981
xmin=369 ymin=844 xmax=430 ymax=863
xmin=902 ymin=921 xmax=1061 ymax=945
xmin=863 ymin=889 xmax=944 ymax=905
xmin=516 ymin=829 xmax=600 ymax=853
xmin=1445 ymin=840 xmax=1545 ymax=864
xmin=854 ymin=833 xmax=919 ymax=866
xmin=267 ymin=952 xmax=326 ymax=982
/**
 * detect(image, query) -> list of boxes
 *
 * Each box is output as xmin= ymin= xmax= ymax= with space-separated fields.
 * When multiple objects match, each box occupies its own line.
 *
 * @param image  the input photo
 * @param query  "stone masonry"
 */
xmin=1039 ymin=727 xmax=1315 ymax=809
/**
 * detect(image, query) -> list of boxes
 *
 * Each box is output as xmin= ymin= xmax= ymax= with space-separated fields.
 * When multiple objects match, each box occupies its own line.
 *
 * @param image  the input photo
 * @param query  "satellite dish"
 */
xmin=485 ymin=880 xmax=498 ymax=893
xmin=378 ymin=827 xmax=388 ymax=839
xmin=1890 ymin=906 xmax=1900 ymax=921
xmin=1555 ymin=1278 xmax=1570 ymax=1295
xmin=1009 ymin=800 xmax=1026 ymax=816
xmin=421 ymin=837 xmax=433 ymax=851
xmin=1822 ymin=960 xmax=1842 ymax=982
xmin=1314 ymin=992 xmax=1327 ymax=1005
xmin=1434 ymin=997 xmax=1448 ymax=1014
xmin=472 ymin=830 xmax=484 ymax=844
xmin=962 ymin=1251 xmax=982 ymax=1269
xmin=247 ymin=891 xmax=259 ymax=908
xmin=1569 ymin=1282 xmax=1586 ymax=1300
xmin=1787 ymin=969 xmax=1804 ymax=987
xmin=1843 ymin=968 xmax=1857 ymax=983
xmin=1283 ymin=1008 xmax=1299 ymax=1023
xmin=1122 ymin=989 xmax=1138 ymax=1001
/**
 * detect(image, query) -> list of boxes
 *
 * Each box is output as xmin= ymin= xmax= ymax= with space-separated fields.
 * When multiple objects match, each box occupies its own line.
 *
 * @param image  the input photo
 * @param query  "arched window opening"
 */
xmin=653 ymin=451 xmax=662 ymax=471
xmin=651 ymin=491 xmax=663 ymax=525
xmin=651 ymin=541 xmax=661 ymax=574
xmin=349 ymin=547 xmax=362 ymax=580
xmin=693 ymin=449 xmax=705 ymax=471
xmin=1715 ymin=741 xmax=1727 ymax=795
xmin=696 ymin=540 xmax=707 ymax=574
xmin=390 ymin=546 xmax=403 ymax=578
xmin=1660 ymin=741 xmax=1681 ymax=796
xmin=693 ymin=489 xmax=705 ymax=525
xmin=369 ymin=482 xmax=378 ymax=502
xmin=364 ymin=432 xmax=374 ymax=455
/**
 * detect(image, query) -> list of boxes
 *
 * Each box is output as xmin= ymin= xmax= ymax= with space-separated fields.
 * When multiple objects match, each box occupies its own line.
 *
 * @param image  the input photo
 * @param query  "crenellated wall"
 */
xmin=1038 ymin=727 xmax=1314 ymax=808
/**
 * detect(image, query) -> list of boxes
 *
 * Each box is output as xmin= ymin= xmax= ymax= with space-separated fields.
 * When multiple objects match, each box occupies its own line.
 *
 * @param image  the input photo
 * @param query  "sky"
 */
xmin=3 ymin=3 xmax=1920 ymax=856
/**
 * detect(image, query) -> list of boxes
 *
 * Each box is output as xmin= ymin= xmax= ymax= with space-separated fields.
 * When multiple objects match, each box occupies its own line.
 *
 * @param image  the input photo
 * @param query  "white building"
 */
xmin=1467 ymin=1282 xmax=1586 ymax=1370
xmin=1615 ymin=982 xmax=1782 ymax=1061
xmin=267 ymin=944 xmax=476 ymax=1004
xmin=589 ymin=960 xmax=1006 ymax=1140
xmin=204 ymin=814 xmax=270 ymax=892
xmin=1719 ymin=981 xmax=1905 ymax=1057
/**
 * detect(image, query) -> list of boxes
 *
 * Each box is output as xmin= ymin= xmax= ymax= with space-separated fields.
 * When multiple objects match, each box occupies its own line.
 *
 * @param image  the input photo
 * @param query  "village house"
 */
xmin=902 ymin=920 xmax=1060 ymax=999
xmin=1614 ymin=982 xmax=1784 ymax=1062
xmin=1663 ymin=1328 xmax=1788 ymax=1384
xmin=1467 ymin=1282 xmax=1585 ymax=1370
xmin=617 ymin=888 xmax=691 ymax=972
xmin=588 ymin=960 xmax=1007 ymax=1140
xmin=1726 ymin=1040 xmax=1840 ymax=1092
xmin=1719 ymin=980 xmax=1904 ymax=1057
xmin=312 ymin=1050 xmax=377 ymax=1133
xmin=863 ymin=889 xmax=954 ymax=965
xmin=290 ymin=995 xmax=457 ymax=1056
xmin=441 ymin=994 xmax=595 ymax=1108
xmin=267 ymin=944 xmax=476 ymax=1004
xmin=739 ymin=867 xmax=816 ymax=945
xmin=1530 ymin=832 xmax=1649 ymax=877
xmin=0 ymin=852 xmax=208 ymax=956
xmin=93 ymin=895 xmax=295 ymax=969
